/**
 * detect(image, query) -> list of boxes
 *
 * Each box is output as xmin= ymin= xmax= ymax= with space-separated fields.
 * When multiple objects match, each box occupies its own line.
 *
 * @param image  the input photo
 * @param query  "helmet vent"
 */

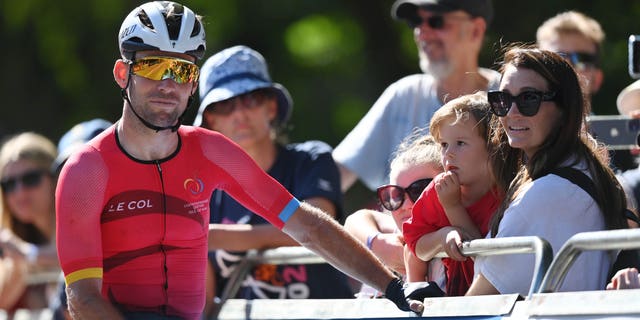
xmin=163 ymin=3 xmax=184 ymax=41
xmin=137 ymin=10 xmax=154 ymax=30
xmin=190 ymin=19 xmax=201 ymax=37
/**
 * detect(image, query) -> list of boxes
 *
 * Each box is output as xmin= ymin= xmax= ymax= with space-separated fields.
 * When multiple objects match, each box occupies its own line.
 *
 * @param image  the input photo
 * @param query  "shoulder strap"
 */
xmin=549 ymin=167 xmax=640 ymax=225
xmin=548 ymin=167 xmax=599 ymax=204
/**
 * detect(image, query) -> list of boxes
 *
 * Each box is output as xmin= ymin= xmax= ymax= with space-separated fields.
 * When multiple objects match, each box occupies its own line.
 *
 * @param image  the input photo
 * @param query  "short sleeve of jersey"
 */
xmin=56 ymin=143 xmax=109 ymax=283
xmin=197 ymin=129 xmax=299 ymax=229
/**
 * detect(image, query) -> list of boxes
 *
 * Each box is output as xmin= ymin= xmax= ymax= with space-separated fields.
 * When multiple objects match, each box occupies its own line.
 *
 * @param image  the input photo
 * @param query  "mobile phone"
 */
xmin=587 ymin=115 xmax=640 ymax=150
xmin=629 ymin=35 xmax=640 ymax=79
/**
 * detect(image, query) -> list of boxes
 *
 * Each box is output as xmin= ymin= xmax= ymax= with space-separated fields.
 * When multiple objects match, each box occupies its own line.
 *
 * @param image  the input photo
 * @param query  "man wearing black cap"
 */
xmin=333 ymin=0 xmax=499 ymax=192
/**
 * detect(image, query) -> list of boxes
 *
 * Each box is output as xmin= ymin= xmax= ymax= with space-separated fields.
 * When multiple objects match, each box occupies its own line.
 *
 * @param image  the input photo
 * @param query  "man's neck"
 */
xmin=117 ymin=113 xmax=180 ymax=161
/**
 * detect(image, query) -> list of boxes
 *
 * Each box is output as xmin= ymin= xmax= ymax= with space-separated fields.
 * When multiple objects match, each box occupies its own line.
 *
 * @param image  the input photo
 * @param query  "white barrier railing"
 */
xmin=538 ymin=228 xmax=640 ymax=293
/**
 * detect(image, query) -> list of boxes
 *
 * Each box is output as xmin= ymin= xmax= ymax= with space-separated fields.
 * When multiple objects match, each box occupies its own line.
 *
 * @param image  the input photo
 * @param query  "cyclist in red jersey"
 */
xmin=55 ymin=2 xmax=437 ymax=319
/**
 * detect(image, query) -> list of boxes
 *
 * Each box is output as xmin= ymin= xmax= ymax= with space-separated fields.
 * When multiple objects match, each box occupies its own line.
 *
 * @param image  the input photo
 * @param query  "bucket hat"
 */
xmin=193 ymin=45 xmax=292 ymax=127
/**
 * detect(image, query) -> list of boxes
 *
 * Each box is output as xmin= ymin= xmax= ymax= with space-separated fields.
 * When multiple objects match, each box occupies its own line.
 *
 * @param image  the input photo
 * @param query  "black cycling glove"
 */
xmin=384 ymin=278 xmax=445 ymax=312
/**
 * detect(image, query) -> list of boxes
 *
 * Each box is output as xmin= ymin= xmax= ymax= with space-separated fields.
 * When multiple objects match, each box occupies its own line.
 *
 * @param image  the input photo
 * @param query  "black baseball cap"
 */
xmin=392 ymin=0 xmax=493 ymax=26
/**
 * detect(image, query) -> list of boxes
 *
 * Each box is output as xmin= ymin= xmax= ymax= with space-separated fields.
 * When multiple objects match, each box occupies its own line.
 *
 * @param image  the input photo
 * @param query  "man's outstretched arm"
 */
xmin=282 ymin=202 xmax=426 ymax=313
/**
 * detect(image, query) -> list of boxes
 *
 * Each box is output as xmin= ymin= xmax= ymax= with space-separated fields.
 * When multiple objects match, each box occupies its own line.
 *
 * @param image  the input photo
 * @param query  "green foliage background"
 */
xmin=1 ymin=0 xmax=638 ymax=208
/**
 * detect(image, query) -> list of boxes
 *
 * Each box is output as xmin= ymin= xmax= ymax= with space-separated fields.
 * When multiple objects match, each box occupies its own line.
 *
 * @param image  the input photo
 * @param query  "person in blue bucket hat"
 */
xmin=193 ymin=45 xmax=292 ymax=129
xmin=194 ymin=45 xmax=354 ymax=318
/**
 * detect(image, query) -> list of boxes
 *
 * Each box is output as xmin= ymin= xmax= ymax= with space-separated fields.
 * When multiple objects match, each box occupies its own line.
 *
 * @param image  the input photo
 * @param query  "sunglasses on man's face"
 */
xmin=130 ymin=56 xmax=199 ymax=84
xmin=407 ymin=14 xmax=472 ymax=30
xmin=1 ymin=169 xmax=48 ymax=194
xmin=488 ymin=90 xmax=557 ymax=117
xmin=557 ymin=51 xmax=599 ymax=70
xmin=407 ymin=15 xmax=447 ymax=29
xmin=376 ymin=178 xmax=433 ymax=212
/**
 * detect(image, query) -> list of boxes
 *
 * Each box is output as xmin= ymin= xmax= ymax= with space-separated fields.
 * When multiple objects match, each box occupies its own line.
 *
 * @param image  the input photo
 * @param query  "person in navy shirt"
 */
xmin=193 ymin=45 xmax=353 ymax=317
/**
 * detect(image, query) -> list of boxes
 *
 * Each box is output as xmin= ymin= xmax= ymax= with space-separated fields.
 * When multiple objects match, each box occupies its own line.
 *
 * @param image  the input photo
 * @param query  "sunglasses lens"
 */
xmin=406 ymin=179 xmax=432 ymax=203
xmin=132 ymin=57 xmax=199 ymax=84
xmin=488 ymin=91 xmax=510 ymax=116
xmin=517 ymin=92 xmax=543 ymax=116
xmin=407 ymin=15 xmax=422 ymax=28
xmin=22 ymin=171 xmax=44 ymax=188
xmin=1 ymin=170 xmax=45 ymax=194
xmin=0 ymin=179 xmax=16 ymax=193
xmin=427 ymin=16 xmax=445 ymax=29
xmin=210 ymin=91 xmax=268 ymax=116
xmin=211 ymin=99 xmax=235 ymax=115
xmin=377 ymin=186 xmax=404 ymax=211
xmin=559 ymin=52 xmax=598 ymax=69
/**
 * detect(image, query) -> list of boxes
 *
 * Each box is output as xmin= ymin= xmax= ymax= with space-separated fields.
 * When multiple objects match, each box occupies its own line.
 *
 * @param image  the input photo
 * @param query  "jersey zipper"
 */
xmin=155 ymin=160 xmax=169 ymax=315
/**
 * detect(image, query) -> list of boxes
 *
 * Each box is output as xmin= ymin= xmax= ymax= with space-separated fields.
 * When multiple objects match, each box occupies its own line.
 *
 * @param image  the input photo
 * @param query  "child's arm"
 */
xmin=344 ymin=209 xmax=406 ymax=274
xmin=435 ymin=171 xmax=482 ymax=239
xmin=414 ymin=226 xmax=467 ymax=262
xmin=404 ymin=244 xmax=428 ymax=282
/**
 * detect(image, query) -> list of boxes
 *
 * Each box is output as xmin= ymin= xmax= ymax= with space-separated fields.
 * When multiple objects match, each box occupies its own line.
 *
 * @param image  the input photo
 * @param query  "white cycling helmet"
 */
xmin=118 ymin=1 xmax=206 ymax=61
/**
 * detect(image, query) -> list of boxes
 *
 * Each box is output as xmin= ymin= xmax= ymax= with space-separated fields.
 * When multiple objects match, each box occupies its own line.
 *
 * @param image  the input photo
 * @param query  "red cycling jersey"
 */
xmin=56 ymin=125 xmax=299 ymax=319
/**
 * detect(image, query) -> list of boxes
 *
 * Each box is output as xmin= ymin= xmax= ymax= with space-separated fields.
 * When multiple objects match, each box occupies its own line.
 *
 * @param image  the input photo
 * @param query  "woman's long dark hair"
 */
xmin=489 ymin=46 xmax=628 ymax=237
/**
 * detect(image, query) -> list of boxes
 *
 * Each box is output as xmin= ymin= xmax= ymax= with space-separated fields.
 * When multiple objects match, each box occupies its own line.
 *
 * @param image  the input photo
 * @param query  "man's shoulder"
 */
xmin=388 ymin=73 xmax=435 ymax=90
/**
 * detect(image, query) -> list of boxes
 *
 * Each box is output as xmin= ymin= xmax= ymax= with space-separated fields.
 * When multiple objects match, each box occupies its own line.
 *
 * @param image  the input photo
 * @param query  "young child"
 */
xmin=403 ymin=91 xmax=502 ymax=296
xmin=344 ymin=131 xmax=446 ymax=297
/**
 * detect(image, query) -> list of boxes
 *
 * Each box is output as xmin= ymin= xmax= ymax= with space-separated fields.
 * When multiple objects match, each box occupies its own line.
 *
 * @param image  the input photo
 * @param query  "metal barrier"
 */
xmin=218 ymin=247 xmax=326 ymax=304
xmin=218 ymin=235 xmax=552 ymax=304
xmin=537 ymin=228 xmax=640 ymax=293
xmin=435 ymin=236 xmax=553 ymax=298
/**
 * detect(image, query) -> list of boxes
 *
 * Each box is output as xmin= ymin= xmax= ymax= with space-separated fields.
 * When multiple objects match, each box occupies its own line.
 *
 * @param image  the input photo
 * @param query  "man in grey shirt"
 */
xmin=333 ymin=0 xmax=500 ymax=191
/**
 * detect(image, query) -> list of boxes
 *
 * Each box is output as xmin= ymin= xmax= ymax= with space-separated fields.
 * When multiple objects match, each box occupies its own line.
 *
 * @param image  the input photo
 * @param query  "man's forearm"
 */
xmin=283 ymin=203 xmax=395 ymax=292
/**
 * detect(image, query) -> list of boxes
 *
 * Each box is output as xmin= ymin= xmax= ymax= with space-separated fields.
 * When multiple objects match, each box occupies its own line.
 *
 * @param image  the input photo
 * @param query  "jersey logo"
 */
xmin=184 ymin=177 xmax=204 ymax=195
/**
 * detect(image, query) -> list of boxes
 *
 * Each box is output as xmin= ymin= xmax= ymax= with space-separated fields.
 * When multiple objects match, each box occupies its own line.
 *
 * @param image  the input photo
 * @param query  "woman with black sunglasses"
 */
xmin=344 ymin=131 xmax=445 ymax=297
xmin=467 ymin=46 xmax=628 ymax=296
xmin=0 ymin=132 xmax=60 ymax=312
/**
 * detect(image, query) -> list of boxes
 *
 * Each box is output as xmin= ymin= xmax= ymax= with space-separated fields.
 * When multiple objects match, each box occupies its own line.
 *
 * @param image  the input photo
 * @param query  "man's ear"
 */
xmin=471 ymin=17 xmax=487 ymax=41
xmin=590 ymin=68 xmax=604 ymax=94
xmin=191 ymin=81 xmax=199 ymax=96
xmin=266 ymin=98 xmax=278 ymax=122
xmin=113 ymin=59 xmax=129 ymax=89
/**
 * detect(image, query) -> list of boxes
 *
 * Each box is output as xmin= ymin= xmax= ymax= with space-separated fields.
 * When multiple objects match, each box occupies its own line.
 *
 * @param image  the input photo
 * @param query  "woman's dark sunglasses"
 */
xmin=1 ymin=169 xmax=48 ymax=194
xmin=376 ymin=178 xmax=433 ymax=212
xmin=487 ymin=90 xmax=557 ymax=117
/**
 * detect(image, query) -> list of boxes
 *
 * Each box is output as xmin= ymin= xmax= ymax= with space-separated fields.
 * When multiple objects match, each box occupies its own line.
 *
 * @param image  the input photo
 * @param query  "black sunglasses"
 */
xmin=209 ymin=90 xmax=271 ymax=116
xmin=377 ymin=178 xmax=432 ymax=212
xmin=1 ymin=169 xmax=48 ymax=194
xmin=407 ymin=15 xmax=447 ymax=29
xmin=407 ymin=14 xmax=473 ymax=29
xmin=557 ymin=51 xmax=599 ymax=69
xmin=488 ymin=90 xmax=557 ymax=117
